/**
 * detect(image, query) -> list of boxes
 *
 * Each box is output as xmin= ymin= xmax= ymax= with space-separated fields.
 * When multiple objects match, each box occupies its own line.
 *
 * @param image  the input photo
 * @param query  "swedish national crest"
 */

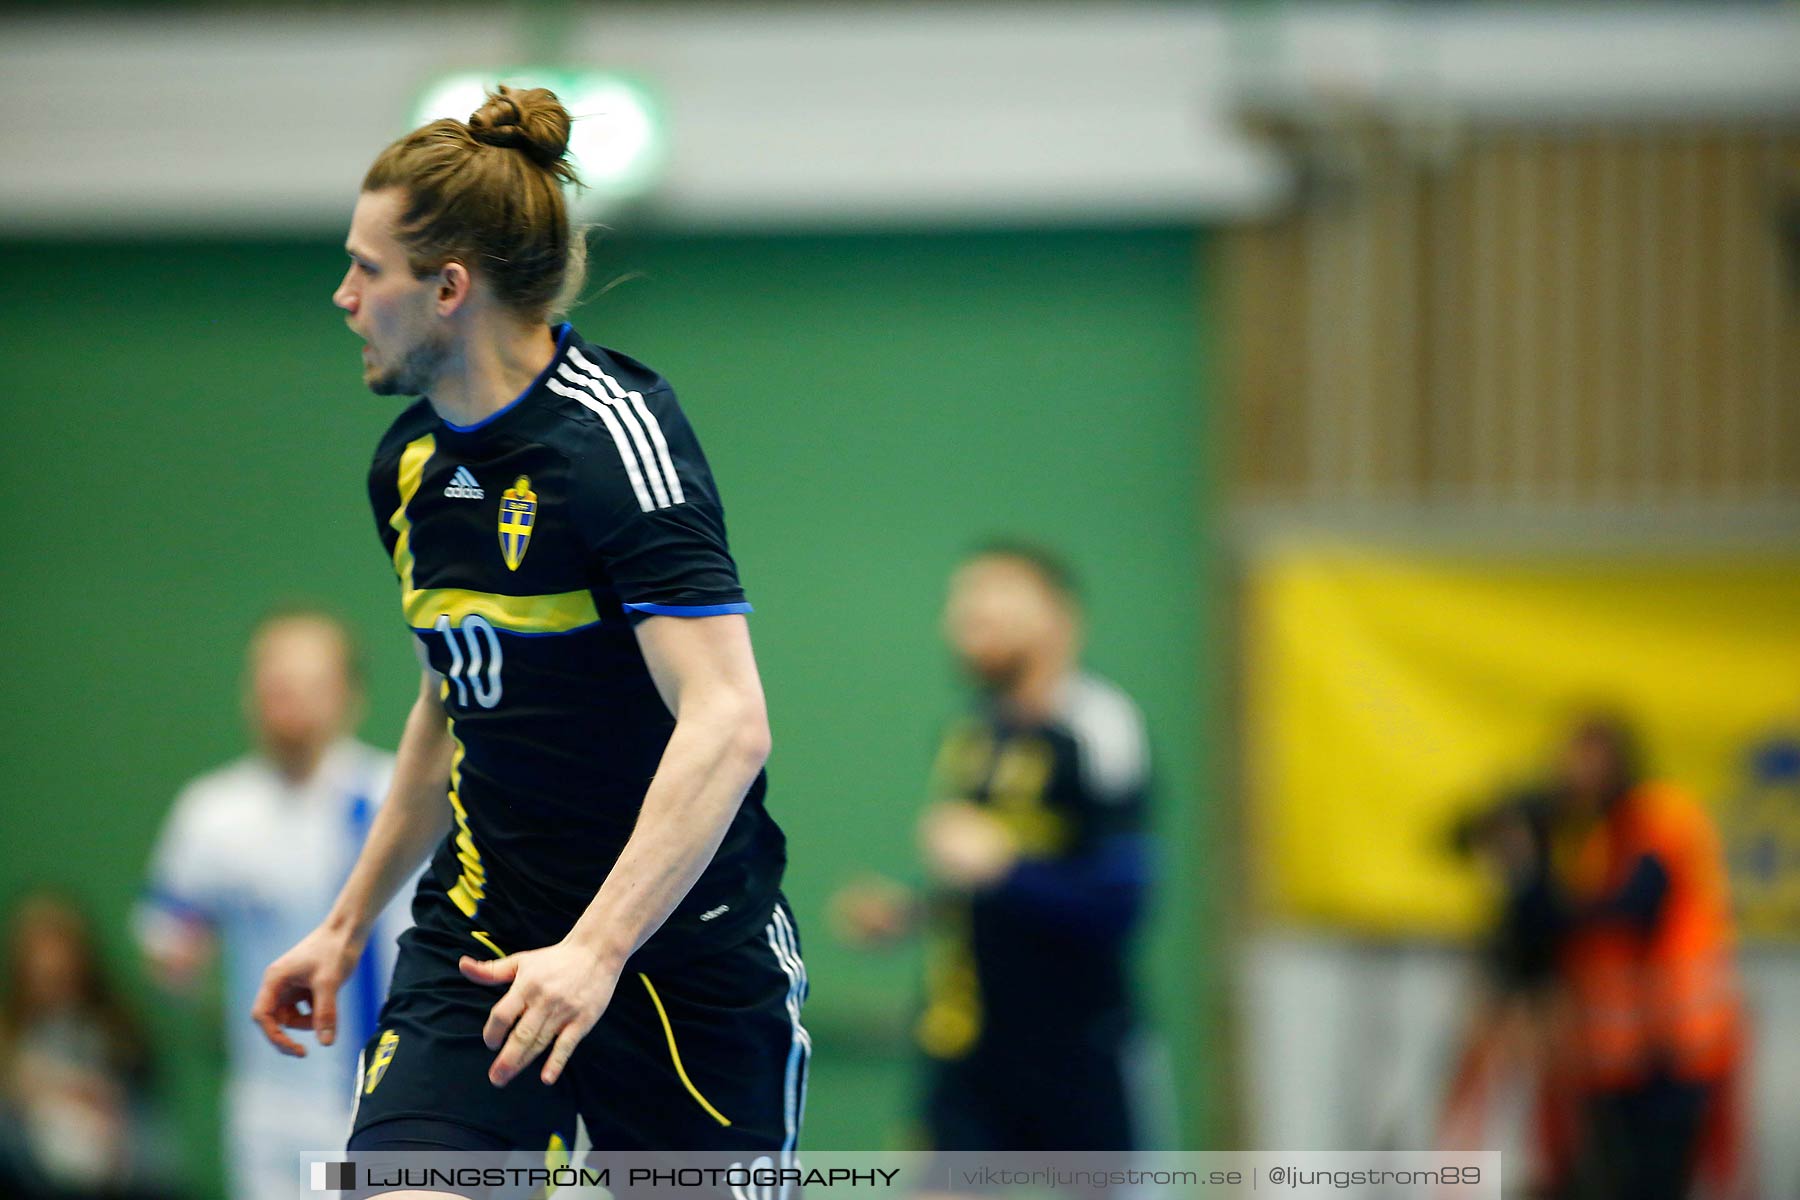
xmin=498 ymin=475 xmax=537 ymax=571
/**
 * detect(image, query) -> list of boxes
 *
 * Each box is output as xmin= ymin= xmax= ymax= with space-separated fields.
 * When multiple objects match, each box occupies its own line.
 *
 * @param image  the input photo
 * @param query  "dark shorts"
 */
xmin=348 ymin=895 xmax=810 ymax=1158
xmin=922 ymin=1025 xmax=1139 ymax=1152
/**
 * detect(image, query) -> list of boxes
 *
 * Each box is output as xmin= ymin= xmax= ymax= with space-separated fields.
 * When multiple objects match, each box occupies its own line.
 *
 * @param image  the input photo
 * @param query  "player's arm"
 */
xmin=320 ymin=664 xmax=455 ymax=943
xmin=136 ymin=785 xmax=225 ymax=996
xmin=251 ymin=664 xmax=453 ymax=1056
xmin=986 ymin=697 xmax=1154 ymax=938
xmin=137 ymin=904 xmax=218 ymax=997
xmin=458 ymin=611 xmax=770 ymax=1087
xmin=577 ymin=611 xmax=770 ymax=957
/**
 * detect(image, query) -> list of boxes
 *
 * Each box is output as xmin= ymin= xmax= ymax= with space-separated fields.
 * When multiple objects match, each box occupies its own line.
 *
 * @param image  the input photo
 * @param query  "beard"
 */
xmin=366 ymin=327 xmax=451 ymax=397
xmin=961 ymin=648 xmax=1029 ymax=695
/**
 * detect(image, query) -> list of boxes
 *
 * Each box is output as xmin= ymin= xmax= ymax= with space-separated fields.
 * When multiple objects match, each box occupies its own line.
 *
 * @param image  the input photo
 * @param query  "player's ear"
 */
xmin=436 ymin=261 xmax=472 ymax=314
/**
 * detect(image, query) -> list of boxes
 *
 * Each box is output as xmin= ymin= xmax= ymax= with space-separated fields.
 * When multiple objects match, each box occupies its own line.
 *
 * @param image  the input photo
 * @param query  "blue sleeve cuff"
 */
xmin=139 ymin=886 xmax=215 ymax=928
xmin=622 ymin=601 xmax=754 ymax=617
xmin=993 ymin=834 xmax=1153 ymax=938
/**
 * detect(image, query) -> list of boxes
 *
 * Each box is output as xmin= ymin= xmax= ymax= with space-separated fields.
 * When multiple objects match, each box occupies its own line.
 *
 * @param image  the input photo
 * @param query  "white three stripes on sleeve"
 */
xmin=546 ymin=347 xmax=686 ymax=515
xmin=568 ymin=347 xmax=686 ymax=507
xmin=546 ymin=376 xmax=659 ymax=512
xmin=558 ymin=362 xmax=669 ymax=508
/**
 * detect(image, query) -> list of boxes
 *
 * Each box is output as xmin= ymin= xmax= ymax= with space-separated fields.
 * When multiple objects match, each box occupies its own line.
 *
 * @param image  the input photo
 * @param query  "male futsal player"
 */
xmin=140 ymin=608 xmax=406 ymax=1198
xmin=251 ymin=85 xmax=807 ymax=1164
xmin=839 ymin=544 xmax=1159 ymax=1151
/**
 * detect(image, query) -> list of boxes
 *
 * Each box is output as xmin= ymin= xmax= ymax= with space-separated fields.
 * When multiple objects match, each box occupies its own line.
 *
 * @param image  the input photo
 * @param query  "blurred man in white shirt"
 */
xmin=136 ymin=608 xmax=411 ymax=1200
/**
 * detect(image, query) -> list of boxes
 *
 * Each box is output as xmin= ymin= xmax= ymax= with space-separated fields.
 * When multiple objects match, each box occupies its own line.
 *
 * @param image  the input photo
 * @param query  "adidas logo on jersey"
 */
xmin=443 ymin=466 xmax=485 ymax=500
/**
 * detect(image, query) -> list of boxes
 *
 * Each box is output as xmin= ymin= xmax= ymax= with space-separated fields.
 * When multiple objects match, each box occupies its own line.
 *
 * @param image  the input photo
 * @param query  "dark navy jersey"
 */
xmin=367 ymin=323 xmax=784 ymax=968
xmin=915 ymin=673 xmax=1153 ymax=1062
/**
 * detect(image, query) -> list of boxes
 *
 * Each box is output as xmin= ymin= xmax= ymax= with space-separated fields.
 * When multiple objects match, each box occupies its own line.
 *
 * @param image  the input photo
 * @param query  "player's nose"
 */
xmin=332 ymin=273 xmax=357 ymax=314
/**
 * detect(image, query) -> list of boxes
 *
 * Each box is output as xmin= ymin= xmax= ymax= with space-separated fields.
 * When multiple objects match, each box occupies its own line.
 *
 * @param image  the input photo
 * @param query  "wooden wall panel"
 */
xmin=1224 ymin=122 xmax=1800 ymax=510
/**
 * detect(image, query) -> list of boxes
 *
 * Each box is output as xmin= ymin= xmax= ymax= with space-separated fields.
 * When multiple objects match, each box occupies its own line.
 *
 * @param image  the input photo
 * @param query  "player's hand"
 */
xmin=459 ymin=941 xmax=619 ymax=1088
xmin=139 ymin=916 xmax=217 ymax=997
xmin=830 ymin=874 xmax=917 ymax=947
xmin=250 ymin=924 xmax=364 ymax=1057
xmin=919 ymin=801 xmax=1018 ymax=890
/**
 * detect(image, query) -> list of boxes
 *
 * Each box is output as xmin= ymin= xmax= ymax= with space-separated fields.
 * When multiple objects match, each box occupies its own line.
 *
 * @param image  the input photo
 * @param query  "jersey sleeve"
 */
xmin=135 ymin=784 xmax=230 ymax=957
xmin=988 ymin=681 xmax=1154 ymax=936
xmin=571 ymin=385 xmax=751 ymax=618
xmin=1064 ymin=680 xmax=1152 ymax=843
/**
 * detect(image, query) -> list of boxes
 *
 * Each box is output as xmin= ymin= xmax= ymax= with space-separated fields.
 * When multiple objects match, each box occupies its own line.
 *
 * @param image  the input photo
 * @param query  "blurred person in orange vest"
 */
xmin=1554 ymin=713 xmax=1744 ymax=1200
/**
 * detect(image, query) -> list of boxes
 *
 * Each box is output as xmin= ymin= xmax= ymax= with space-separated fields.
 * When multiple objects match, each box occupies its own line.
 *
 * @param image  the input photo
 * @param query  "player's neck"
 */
xmin=427 ymin=320 xmax=557 ymax=429
xmin=264 ymin=738 xmax=332 ymax=787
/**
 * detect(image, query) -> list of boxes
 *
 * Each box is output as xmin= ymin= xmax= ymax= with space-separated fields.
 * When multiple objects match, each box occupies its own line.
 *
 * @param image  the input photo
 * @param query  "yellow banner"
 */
xmin=1245 ymin=545 xmax=1800 ymax=938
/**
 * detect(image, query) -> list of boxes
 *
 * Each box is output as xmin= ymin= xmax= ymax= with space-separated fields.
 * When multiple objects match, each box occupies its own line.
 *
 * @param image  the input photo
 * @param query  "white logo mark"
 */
xmin=443 ymin=466 xmax=485 ymax=499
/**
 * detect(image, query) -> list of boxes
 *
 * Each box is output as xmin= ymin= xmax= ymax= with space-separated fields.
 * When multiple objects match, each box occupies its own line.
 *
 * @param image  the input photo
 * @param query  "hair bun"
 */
xmin=468 ymin=85 xmax=574 ymax=174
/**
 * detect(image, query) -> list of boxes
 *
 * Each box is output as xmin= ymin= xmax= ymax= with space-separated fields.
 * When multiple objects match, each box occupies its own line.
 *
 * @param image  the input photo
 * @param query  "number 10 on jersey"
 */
xmin=433 ymin=613 xmax=503 ymax=709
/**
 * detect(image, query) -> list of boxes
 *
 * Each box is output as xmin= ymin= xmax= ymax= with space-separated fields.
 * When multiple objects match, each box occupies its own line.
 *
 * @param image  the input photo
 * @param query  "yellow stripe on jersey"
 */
xmin=545 ymin=1131 xmax=570 ymax=1179
xmin=932 ymin=720 xmax=993 ymax=798
xmin=987 ymin=740 xmax=1070 ymax=857
xmin=363 ymin=1029 xmax=400 ymax=1095
xmin=638 ymin=974 xmax=732 ymax=1127
xmin=388 ymin=438 xmax=597 ymax=636
xmin=444 ymin=723 xmax=488 ymax=918
xmin=404 ymin=587 xmax=600 ymax=635
xmin=915 ymin=899 xmax=982 ymax=1061
xmin=389 ymin=434 xmax=435 ymax=588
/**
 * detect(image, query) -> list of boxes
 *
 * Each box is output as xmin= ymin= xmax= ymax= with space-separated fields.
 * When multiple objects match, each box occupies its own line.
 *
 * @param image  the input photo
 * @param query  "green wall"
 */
xmin=0 ymin=228 xmax=1219 ymax=1194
